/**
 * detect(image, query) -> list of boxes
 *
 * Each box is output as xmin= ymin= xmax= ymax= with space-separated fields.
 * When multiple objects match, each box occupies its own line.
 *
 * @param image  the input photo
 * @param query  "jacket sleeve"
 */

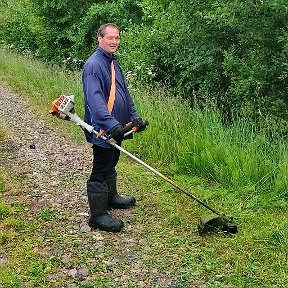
xmin=83 ymin=71 xmax=119 ymax=133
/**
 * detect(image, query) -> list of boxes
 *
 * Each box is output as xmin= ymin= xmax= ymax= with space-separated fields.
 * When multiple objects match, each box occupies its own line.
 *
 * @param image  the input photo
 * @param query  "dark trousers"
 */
xmin=89 ymin=143 xmax=121 ymax=183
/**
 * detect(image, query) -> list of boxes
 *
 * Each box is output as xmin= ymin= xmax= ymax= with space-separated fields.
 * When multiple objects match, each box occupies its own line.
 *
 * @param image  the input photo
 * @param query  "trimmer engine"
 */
xmin=50 ymin=94 xmax=94 ymax=133
xmin=49 ymin=94 xmax=75 ymax=119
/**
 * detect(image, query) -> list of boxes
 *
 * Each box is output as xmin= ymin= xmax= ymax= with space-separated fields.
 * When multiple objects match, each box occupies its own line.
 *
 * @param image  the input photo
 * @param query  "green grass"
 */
xmin=0 ymin=48 xmax=287 ymax=287
xmin=125 ymin=89 xmax=288 ymax=200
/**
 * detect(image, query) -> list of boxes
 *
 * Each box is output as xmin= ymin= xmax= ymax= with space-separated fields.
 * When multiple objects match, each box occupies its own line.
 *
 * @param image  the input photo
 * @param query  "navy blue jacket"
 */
xmin=82 ymin=48 xmax=139 ymax=147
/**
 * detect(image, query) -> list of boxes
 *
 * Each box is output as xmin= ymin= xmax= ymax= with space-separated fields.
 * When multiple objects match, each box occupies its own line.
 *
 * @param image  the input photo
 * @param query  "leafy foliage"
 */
xmin=0 ymin=0 xmax=287 ymax=132
xmin=0 ymin=0 xmax=143 ymax=68
xmin=137 ymin=0 xmax=288 ymax=133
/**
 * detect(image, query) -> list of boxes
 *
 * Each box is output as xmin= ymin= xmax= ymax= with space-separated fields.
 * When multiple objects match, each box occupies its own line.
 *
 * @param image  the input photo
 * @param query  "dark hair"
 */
xmin=97 ymin=23 xmax=120 ymax=37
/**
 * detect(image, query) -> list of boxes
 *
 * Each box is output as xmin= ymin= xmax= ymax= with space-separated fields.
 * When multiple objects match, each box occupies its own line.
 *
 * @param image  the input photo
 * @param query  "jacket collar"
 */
xmin=97 ymin=47 xmax=116 ymax=61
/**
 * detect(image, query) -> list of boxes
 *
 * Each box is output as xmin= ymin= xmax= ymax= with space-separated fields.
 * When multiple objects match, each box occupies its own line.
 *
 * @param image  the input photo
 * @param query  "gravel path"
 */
xmin=0 ymin=85 xmax=92 ymax=222
xmin=0 ymin=85 xmax=176 ymax=287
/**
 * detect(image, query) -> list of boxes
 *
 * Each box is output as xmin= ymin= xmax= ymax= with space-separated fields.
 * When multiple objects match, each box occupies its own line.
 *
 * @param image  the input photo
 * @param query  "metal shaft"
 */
xmin=105 ymin=135 xmax=221 ymax=216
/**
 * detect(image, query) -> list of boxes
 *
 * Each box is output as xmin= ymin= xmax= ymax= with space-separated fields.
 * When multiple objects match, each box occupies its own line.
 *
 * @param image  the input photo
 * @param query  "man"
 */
xmin=82 ymin=23 xmax=147 ymax=232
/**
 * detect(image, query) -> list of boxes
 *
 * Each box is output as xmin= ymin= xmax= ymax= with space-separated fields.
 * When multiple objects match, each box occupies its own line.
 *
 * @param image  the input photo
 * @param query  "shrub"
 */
xmin=139 ymin=0 xmax=288 ymax=133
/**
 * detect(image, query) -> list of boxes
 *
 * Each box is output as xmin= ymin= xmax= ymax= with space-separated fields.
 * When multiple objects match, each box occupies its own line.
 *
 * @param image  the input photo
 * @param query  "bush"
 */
xmin=138 ymin=0 xmax=288 ymax=133
xmin=0 ymin=0 xmax=287 ymax=133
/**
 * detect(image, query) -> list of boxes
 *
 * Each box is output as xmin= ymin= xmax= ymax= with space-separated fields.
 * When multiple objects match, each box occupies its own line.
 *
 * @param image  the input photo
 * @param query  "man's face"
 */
xmin=98 ymin=26 xmax=120 ymax=54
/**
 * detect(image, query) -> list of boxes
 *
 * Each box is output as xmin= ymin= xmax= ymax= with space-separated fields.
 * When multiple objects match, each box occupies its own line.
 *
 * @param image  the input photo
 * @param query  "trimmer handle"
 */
xmin=124 ymin=118 xmax=149 ymax=134
xmin=123 ymin=122 xmax=135 ymax=133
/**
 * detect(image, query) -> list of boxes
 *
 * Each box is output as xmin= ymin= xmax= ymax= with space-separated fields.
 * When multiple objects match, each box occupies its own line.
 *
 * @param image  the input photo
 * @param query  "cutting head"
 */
xmin=198 ymin=216 xmax=238 ymax=235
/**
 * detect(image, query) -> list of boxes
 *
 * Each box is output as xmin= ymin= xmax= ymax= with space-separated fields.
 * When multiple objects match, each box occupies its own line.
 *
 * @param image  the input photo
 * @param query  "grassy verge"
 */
xmin=0 ymin=49 xmax=287 ymax=287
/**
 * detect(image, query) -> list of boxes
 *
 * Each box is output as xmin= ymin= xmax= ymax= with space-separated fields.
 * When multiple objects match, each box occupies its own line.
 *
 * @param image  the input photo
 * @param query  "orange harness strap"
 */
xmin=96 ymin=60 xmax=116 ymax=137
xmin=107 ymin=60 xmax=116 ymax=113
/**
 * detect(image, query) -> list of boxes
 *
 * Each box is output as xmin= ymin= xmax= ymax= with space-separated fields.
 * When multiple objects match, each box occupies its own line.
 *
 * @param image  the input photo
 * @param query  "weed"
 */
xmin=0 ymin=202 xmax=11 ymax=220
xmin=269 ymin=230 xmax=287 ymax=248
xmin=0 ymin=229 xmax=17 ymax=244
xmin=36 ymin=207 xmax=57 ymax=222
xmin=0 ymin=269 xmax=23 ymax=288
xmin=0 ymin=174 xmax=5 ymax=193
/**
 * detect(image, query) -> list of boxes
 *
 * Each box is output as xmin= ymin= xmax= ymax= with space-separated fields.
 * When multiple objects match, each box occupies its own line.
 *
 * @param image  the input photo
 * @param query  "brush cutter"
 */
xmin=50 ymin=94 xmax=238 ymax=235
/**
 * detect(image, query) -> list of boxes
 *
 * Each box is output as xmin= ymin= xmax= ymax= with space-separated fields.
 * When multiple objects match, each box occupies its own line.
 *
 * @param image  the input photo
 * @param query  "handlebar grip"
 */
xmin=123 ymin=122 xmax=134 ymax=133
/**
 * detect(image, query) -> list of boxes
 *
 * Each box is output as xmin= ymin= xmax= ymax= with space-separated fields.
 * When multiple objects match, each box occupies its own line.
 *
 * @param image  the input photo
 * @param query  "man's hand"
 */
xmin=109 ymin=124 xmax=124 ymax=141
xmin=132 ymin=117 xmax=149 ymax=132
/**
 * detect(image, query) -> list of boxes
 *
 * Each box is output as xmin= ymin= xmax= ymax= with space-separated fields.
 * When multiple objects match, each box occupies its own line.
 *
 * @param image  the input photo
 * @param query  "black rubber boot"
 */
xmin=87 ymin=181 xmax=124 ymax=232
xmin=105 ymin=172 xmax=136 ymax=209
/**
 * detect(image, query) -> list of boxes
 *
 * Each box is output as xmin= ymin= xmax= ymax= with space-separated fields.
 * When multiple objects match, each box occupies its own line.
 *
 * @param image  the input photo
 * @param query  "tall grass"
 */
xmin=1 ymin=48 xmax=287 ymax=202
xmin=127 ymin=87 xmax=288 ymax=201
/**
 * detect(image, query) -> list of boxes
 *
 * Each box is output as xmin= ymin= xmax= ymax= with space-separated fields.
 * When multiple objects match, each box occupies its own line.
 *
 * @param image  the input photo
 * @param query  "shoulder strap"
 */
xmin=96 ymin=60 xmax=116 ymax=138
xmin=107 ymin=60 xmax=116 ymax=113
